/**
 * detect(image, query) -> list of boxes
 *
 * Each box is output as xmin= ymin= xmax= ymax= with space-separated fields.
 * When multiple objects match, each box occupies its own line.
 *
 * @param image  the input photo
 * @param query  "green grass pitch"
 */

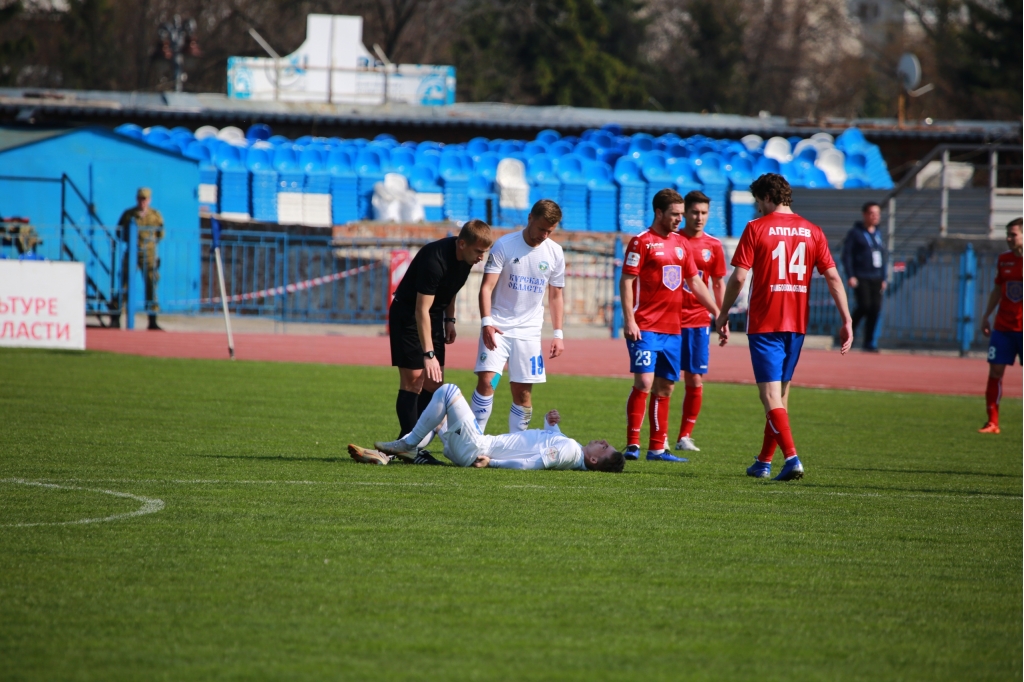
xmin=1 ymin=348 xmax=1020 ymax=681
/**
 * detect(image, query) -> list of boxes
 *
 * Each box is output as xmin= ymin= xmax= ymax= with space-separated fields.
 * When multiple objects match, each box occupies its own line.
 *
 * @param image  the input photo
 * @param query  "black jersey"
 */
xmin=391 ymin=237 xmax=471 ymax=315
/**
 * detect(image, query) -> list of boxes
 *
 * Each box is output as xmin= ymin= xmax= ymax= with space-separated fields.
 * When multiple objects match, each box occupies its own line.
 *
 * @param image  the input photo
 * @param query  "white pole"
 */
xmin=988 ymin=150 xmax=999 ymax=238
xmin=214 ymin=246 xmax=235 ymax=359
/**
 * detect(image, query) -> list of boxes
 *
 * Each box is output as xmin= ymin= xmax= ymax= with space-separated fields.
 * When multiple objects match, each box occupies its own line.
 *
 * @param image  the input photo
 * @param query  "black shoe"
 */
xmin=412 ymin=450 xmax=444 ymax=466
xmin=109 ymin=316 xmax=120 ymax=329
xmin=147 ymin=315 xmax=163 ymax=331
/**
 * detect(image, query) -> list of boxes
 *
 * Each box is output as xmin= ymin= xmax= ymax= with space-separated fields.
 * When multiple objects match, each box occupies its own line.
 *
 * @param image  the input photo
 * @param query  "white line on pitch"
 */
xmin=0 ymin=479 xmax=165 ymax=527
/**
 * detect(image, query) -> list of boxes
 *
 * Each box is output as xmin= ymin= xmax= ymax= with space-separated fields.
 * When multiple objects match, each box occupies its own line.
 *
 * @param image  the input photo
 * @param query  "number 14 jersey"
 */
xmin=732 ymin=212 xmax=836 ymax=335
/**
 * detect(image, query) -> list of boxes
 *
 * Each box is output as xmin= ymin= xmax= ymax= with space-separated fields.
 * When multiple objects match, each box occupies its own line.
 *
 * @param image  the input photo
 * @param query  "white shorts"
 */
xmin=474 ymin=333 xmax=546 ymax=384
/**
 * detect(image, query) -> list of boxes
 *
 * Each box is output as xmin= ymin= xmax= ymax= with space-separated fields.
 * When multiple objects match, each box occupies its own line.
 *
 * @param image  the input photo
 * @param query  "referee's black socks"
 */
xmin=396 ymin=390 xmax=419 ymax=438
xmin=417 ymin=388 xmax=435 ymax=417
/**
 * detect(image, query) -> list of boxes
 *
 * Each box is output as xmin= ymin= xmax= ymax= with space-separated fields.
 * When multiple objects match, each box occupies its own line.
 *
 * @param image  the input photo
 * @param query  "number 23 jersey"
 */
xmin=732 ymin=212 xmax=836 ymax=335
xmin=622 ymin=230 xmax=699 ymax=334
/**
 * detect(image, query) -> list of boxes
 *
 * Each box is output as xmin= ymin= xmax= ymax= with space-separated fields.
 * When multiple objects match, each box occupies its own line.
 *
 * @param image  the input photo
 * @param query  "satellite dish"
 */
xmin=897 ymin=53 xmax=922 ymax=91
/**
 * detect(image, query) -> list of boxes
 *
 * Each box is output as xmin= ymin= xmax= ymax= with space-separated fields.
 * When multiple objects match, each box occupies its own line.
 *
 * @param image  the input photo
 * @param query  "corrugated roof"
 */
xmin=0 ymin=87 xmax=1019 ymax=142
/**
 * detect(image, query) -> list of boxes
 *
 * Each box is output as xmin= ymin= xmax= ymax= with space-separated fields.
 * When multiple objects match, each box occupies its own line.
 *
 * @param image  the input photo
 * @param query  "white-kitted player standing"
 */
xmin=472 ymin=199 xmax=566 ymax=433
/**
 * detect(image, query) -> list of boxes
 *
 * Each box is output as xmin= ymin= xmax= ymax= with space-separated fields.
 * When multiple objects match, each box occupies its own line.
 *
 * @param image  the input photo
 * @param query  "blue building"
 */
xmin=0 ymin=127 xmax=200 ymax=315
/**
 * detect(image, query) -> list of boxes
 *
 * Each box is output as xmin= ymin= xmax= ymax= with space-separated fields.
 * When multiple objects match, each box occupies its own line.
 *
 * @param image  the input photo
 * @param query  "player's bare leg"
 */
xmin=676 ymin=371 xmax=703 ymax=451
xmin=508 ymin=381 xmax=533 ymax=432
xmin=980 ymin=363 xmax=1006 ymax=433
xmin=472 ymin=371 xmax=498 ymax=432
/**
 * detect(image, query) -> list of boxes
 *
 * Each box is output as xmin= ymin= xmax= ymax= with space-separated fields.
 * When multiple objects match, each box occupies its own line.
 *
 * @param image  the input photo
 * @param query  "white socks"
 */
xmin=509 ymin=404 xmax=533 ymax=432
xmin=405 ymin=389 xmax=449 ymax=447
xmin=471 ymin=390 xmax=494 ymax=433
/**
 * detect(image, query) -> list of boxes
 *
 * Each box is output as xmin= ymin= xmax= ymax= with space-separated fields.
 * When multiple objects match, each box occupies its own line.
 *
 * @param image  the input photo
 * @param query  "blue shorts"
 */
xmin=988 ymin=329 xmax=1023 ymax=366
xmin=680 ymin=326 xmax=711 ymax=375
xmin=748 ymin=332 xmax=805 ymax=384
xmin=627 ymin=331 xmax=682 ymax=381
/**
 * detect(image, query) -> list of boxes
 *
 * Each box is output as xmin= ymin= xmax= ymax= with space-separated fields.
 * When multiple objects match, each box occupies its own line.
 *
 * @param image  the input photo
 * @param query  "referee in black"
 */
xmin=390 ymin=219 xmax=493 ymax=464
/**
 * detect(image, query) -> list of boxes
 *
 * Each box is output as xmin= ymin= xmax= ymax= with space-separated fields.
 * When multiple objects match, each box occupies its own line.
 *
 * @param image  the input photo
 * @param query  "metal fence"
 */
xmin=199 ymin=228 xmax=619 ymax=327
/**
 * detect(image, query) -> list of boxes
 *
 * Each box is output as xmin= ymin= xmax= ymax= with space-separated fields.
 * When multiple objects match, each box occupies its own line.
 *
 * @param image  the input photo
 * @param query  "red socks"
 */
xmin=985 ymin=376 xmax=1002 ymax=426
xmin=648 ymin=394 xmax=671 ymax=451
xmin=626 ymin=388 xmax=649 ymax=447
xmin=678 ymin=385 xmax=703 ymax=439
xmin=767 ymin=408 xmax=797 ymax=459
xmin=758 ymin=419 xmax=777 ymax=463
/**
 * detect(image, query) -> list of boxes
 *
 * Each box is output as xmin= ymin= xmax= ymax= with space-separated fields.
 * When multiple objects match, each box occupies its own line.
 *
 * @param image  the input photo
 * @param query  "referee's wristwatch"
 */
xmin=444 ymin=317 xmax=456 ymax=324
xmin=423 ymin=350 xmax=436 ymax=360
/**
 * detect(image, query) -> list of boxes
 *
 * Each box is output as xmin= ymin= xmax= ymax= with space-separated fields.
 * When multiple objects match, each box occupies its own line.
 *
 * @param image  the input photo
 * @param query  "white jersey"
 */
xmin=484 ymin=422 xmax=585 ymax=470
xmin=484 ymin=231 xmax=565 ymax=338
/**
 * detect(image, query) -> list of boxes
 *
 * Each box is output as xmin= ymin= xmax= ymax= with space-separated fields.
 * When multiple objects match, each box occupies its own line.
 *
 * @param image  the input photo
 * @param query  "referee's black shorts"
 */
xmin=389 ymin=303 xmax=445 ymax=369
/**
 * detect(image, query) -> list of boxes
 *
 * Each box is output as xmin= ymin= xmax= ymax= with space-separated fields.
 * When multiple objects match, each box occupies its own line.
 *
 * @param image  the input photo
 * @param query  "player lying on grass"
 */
xmin=348 ymin=384 xmax=624 ymax=472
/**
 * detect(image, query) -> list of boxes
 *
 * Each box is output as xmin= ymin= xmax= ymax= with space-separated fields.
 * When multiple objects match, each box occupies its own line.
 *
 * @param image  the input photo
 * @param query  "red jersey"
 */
xmin=680 ymin=232 xmax=727 ymax=328
xmin=622 ymin=230 xmax=699 ymax=333
xmin=731 ymin=211 xmax=836 ymax=335
xmin=993 ymin=251 xmax=1022 ymax=332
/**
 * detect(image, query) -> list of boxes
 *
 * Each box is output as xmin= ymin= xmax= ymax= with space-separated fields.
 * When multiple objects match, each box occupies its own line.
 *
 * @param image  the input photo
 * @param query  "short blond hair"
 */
xmin=530 ymin=199 xmax=562 ymax=225
xmin=458 ymin=219 xmax=494 ymax=247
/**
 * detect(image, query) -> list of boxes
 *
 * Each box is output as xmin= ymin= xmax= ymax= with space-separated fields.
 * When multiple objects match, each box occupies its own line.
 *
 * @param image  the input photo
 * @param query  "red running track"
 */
xmin=85 ymin=327 xmax=1021 ymax=398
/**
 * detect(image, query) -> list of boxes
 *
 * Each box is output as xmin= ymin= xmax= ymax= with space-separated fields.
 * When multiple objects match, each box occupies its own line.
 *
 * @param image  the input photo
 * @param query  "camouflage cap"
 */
xmin=137 ymin=187 xmax=152 ymax=199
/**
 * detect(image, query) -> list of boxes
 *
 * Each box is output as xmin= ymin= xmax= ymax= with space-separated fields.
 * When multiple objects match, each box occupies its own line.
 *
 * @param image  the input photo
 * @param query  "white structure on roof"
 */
xmin=227 ymin=15 xmax=455 ymax=106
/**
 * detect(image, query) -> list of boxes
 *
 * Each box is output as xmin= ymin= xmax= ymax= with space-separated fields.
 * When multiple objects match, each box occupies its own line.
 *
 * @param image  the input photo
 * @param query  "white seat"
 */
xmin=792 ymin=139 xmax=819 ymax=157
xmin=815 ymin=148 xmax=847 ymax=188
xmin=217 ymin=126 xmax=246 ymax=144
xmin=810 ymin=132 xmax=835 ymax=145
xmin=496 ymin=158 xmax=529 ymax=209
xmin=194 ymin=125 xmax=219 ymax=140
xmin=763 ymin=136 xmax=792 ymax=163
xmin=740 ymin=134 xmax=764 ymax=152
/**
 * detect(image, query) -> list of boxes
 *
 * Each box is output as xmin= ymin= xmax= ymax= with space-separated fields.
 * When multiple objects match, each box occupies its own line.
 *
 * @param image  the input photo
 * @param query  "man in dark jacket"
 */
xmin=842 ymin=202 xmax=888 ymax=351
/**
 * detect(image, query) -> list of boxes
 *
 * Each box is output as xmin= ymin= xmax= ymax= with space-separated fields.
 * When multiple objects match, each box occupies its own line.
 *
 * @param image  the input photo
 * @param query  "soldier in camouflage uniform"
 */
xmin=115 ymin=187 xmax=165 ymax=330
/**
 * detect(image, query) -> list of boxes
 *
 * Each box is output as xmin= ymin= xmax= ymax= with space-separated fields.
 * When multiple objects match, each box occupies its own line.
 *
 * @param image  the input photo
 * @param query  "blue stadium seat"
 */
xmin=389 ymin=147 xmax=417 ymax=175
xmin=536 ymin=129 xmax=561 ymax=145
xmin=214 ymin=144 xmax=250 ymax=216
xmin=355 ymin=148 xmax=386 ymax=219
xmin=552 ymin=154 xmax=588 ymax=231
xmin=467 ymin=137 xmax=490 ymax=158
xmin=548 ymin=140 xmax=573 ymax=158
xmin=468 ymin=174 xmax=498 ymax=223
xmin=526 ymin=155 xmax=561 ymax=206
xmin=247 ymin=145 xmax=278 ymax=222
xmin=114 ymin=123 xmax=144 ymax=140
xmin=246 ymin=124 xmax=272 ymax=142
xmin=415 ymin=148 xmax=441 ymax=173
xmin=575 ymin=141 xmax=599 ymax=160
xmin=640 ymin=151 xmax=675 ymax=226
xmin=523 ymin=141 xmax=548 ymax=158
xmin=439 ymin=152 xmax=470 ymax=221
xmin=498 ymin=140 xmax=524 ymax=156
xmin=753 ymin=156 xmax=781 ymax=176
xmin=614 ymin=157 xmax=647 ymax=233
xmin=627 ymin=135 xmax=654 ymax=160
xmin=406 ymin=165 xmax=444 ymax=221
xmin=475 ymin=152 xmax=500 ymax=184
xmin=585 ymin=162 xmax=618 ymax=232
xmin=803 ymin=167 xmax=832 ymax=189
xmin=327 ymin=148 xmax=359 ymax=225
xmin=588 ymin=130 xmax=615 ymax=150
xmin=599 ymin=149 xmax=623 ymax=167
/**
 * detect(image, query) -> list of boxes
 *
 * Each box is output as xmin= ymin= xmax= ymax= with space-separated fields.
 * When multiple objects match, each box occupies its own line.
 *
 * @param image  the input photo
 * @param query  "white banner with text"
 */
xmin=0 ymin=260 xmax=85 ymax=350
